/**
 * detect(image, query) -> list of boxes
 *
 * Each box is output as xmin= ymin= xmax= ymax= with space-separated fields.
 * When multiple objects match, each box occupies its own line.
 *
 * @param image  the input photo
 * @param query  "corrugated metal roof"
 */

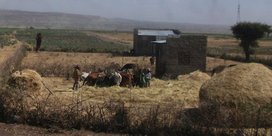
xmin=138 ymin=29 xmax=175 ymax=36
xmin=151 ymin=40 xmax=167 ymax=44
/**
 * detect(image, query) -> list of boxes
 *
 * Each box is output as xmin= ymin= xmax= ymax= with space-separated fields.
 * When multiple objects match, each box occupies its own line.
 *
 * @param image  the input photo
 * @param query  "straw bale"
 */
xmin=199 ymin=63 xmax=272 ymax=127
xmin=9 ymin=69 xmax=43 ymax=92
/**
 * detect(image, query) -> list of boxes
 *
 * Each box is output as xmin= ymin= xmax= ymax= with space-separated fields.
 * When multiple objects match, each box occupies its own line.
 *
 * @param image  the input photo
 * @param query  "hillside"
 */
xmin=0 ymin=9 xmax=231 ymax=34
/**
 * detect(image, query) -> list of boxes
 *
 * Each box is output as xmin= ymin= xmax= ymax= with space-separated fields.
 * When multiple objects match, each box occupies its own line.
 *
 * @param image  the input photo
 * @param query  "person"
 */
xmin=150 ymin=57 xmax=155 ymax=66
xmin=145 ymin=68 xmax=152 ymax=87
xmin=139 ymin=69 xmax=146 ymax=88
xmin=35 ymin=33 xmax=42 ymax=52
xmin=72 ymin=65 xmax=81 ymax=90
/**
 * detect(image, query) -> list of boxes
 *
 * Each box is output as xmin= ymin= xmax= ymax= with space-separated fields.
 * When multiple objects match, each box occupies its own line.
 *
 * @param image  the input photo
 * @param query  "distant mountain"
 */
xmin=0 ymin=9 xmax=231 ymax=34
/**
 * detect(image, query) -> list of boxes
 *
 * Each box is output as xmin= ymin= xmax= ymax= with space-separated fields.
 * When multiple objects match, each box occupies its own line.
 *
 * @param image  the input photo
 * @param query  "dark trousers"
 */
xmin=36 ymin=40 xmax=41 ymax=52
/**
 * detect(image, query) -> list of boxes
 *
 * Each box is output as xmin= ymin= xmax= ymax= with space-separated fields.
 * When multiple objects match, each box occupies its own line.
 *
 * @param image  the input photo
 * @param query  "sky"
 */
xmin=0 ymin=0 xmax=271 ymax=25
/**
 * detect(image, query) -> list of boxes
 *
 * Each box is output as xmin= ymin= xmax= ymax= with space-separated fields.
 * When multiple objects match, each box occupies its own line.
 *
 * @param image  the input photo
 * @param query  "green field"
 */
xmin=15 ymin=29 xmax=131 ymax=53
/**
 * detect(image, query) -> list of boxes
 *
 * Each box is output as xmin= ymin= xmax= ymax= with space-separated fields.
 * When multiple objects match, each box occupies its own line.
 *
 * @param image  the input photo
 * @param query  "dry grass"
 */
xmin=21 ymin=52 xmax=240 ymax=77
xmin=85 ymin=31 xmax=272 ymax=48
xmin=0 ymin=70 xmax=211 ymax=135
xmin=208 ymin=37 xmax=272 ymax=47
xmin=21 ymin=52 xmax=152 ymax=77
xmin=43 ymin=72 xmax=209 ymax=108
xmin=0 ymin=42 xmax=21 ymax=64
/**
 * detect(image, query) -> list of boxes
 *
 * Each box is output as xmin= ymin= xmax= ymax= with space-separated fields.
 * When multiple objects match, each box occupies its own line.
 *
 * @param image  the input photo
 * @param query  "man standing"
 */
xmin=35 ymin=33 xmax=42 ymax=52
xmin=72 ymin=65 xmax=81 ymax=90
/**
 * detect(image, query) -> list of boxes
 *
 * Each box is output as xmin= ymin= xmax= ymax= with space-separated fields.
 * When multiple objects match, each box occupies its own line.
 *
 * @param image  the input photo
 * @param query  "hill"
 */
xmin=0 ymin=9 xmax=231 ymax=34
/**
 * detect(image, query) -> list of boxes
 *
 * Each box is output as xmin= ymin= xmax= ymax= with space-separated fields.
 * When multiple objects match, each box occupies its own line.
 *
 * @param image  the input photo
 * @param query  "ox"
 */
xmin=83 ymin=72 xmax=106 ymax=86
xmin=83 ymin=71 xmax=123 ymax=87
xmin=119 ymin=72 xmax=133 ymax=87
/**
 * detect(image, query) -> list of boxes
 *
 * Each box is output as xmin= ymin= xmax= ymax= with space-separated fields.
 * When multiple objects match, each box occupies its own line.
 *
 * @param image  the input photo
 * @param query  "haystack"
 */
xmin=199 ymin=63 xmax=272 ymax=127
xmin=9 ymin=69 xmax=43 ymax=92
xmin=177 ymin=70 xmax=211 ymax=82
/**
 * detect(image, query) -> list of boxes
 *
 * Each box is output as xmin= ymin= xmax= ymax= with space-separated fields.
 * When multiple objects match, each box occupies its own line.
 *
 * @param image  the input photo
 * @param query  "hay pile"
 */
xmin=72 ymin=71 xmax=211 ymax=108
xmin=177 ymin=70 xmax=211 ymax=82
xmin=199 ymin=63 xmax=272 ymax=127
xmin=1 ymin=70 xmax=212 ymax=130
xmin=9 ymin=69 xmax=43 ymax=92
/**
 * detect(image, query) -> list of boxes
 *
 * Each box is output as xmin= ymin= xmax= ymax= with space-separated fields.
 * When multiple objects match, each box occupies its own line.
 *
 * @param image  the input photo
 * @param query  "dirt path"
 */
xmin=0 ymin=41 xmax=22 ymax=64
xmin=86 ymin=31 xmax=133 ymax=47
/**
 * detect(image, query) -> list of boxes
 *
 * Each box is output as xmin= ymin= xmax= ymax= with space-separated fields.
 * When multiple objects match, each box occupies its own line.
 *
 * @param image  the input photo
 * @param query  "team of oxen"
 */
xmin=80 ymin=64 xmax=150 ymax=88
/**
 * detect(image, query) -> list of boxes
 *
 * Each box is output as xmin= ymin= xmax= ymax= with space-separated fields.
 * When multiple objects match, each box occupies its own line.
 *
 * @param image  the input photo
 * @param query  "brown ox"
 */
xmin=120 ymin=72 xmax=133 ymax=87
xmin=83 ymin=72 xmax=106 ymax=86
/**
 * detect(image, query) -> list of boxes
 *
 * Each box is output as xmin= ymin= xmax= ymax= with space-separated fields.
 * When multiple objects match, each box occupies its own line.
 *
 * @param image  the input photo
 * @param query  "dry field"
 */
xmin=208 ymin=37 xmax=272 ymax=47
xmin=42 ymin=73 xmax=208 ymax=108
xmin=90 ymin=31 xmax=272 ymax=47
xmin=1 ymin=29 xmax=271 ymax=135
xmin=21 ymin=52 xmax=153 ymax=77
xmin=20 ymin=51 xmax=240 ymax=110
xmin=21 ymin=51 xmax=240 ymax=76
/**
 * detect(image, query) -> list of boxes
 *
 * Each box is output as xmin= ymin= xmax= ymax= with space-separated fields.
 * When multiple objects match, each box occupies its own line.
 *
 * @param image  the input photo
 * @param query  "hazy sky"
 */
xmin=0 ymin=0 xmax=271 ymax=25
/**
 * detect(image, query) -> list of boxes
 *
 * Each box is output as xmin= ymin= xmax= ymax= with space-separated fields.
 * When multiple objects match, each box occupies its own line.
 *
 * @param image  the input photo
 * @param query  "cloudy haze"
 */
xmin=0 ymin=0 xmax=271 ymax=25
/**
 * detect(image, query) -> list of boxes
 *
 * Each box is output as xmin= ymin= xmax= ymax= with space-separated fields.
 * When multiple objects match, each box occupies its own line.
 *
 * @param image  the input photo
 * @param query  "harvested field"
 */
xmin=42 ymin=70 xmax=210 ymax=108
xmin=21 ymin=51 xmax=240 ymax=77
xmin=86 ymin=31 xmax=272 ymax=48
xmin=21 ymin=52 xmax=153 ymax=77
xmin=3 ymin=29 xmax=272 ymax=134
xmin=0 ymin=69 xmax=212 ymax=134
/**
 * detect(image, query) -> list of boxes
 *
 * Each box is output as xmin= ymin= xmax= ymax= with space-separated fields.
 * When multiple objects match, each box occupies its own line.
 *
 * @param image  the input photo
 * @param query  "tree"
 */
xmin=231 ymin=22 xmax=270 ymax=62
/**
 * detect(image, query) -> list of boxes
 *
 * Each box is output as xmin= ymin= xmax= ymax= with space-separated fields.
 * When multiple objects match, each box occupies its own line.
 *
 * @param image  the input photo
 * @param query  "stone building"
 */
xmin=133 ymin=29 xmax=180 ymax=56
xmin=155 ymin=35 xmax=207 ymax=77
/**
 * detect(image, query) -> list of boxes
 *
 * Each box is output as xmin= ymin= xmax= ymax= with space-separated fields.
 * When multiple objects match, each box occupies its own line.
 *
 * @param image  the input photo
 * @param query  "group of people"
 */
xmin=35 ymin=32 xmax=154 ymax=90
xmin=72 ymin=65 xmax=153 ymax=90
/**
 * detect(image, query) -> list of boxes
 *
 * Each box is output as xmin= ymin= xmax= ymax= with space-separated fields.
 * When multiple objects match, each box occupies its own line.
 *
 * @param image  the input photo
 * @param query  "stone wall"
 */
xmin=156 ymin=35 xmax=207 ymax=77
